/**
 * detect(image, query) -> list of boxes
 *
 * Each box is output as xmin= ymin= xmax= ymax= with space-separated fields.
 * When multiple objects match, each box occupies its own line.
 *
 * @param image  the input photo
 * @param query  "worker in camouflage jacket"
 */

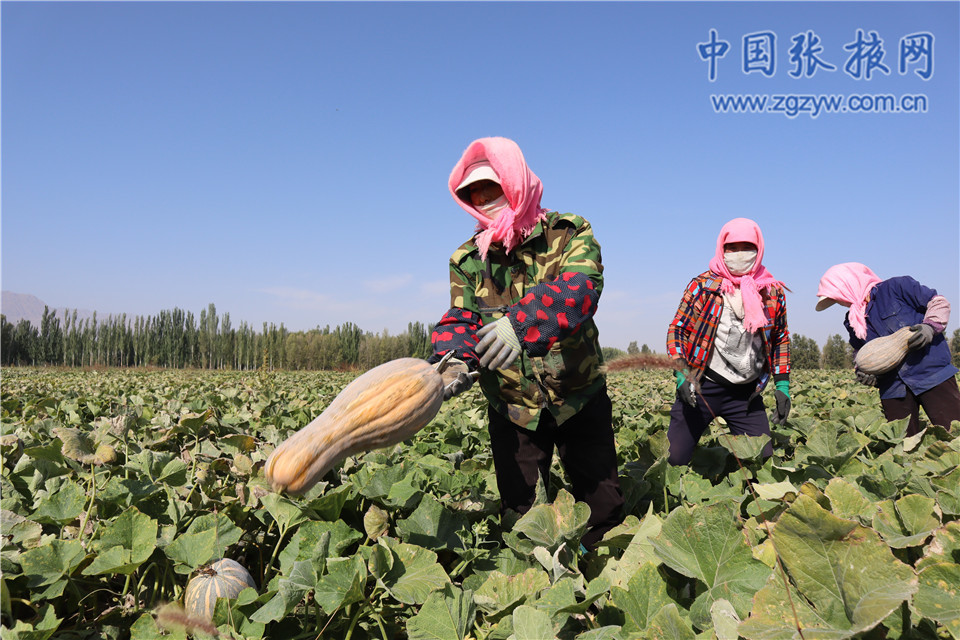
xmin=429 ymin=137 xmax=623 ymax=550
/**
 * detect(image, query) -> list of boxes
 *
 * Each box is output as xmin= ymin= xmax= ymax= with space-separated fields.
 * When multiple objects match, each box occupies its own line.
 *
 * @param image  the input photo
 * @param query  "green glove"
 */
xmin=675 ymin=369 xmax=697 ymax=408
xmin=772 ymin=379 xmax=791 ymax=425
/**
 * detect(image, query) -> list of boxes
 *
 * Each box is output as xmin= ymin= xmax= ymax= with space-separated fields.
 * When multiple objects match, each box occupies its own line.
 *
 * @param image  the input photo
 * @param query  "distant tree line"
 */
xmin=0 ymin=303 xmax=433 ymax=371
xmin=4 ymin=306 xmax=958 ymax=372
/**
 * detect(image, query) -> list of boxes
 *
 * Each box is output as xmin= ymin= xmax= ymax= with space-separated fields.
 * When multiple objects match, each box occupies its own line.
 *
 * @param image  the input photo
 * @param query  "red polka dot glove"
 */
xmin=428 ymin=308 xmax=482 ymax=369
xmin=509 ymin=272 xmax=599 ymax=357
xmin=476 ymin=317 xmax=522 ymax=370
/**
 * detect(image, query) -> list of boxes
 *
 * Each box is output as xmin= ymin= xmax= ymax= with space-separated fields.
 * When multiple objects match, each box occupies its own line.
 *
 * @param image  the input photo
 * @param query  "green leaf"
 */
xmin=163 ymin=528 xmax=218 ymax=573
xmin=18 ymin=539 xmax=85 ymax=599
xmin=872 ymin=494 xmax=939 ymax=548
xmin=824 ymin=478 xmax=875 ymax=523
xmin=717 ymin=434 xmax=770 ymax=463
xmin=752 ymin=481 xmax=798 ymax=502
xmin=251 ymin=560 xmax=317 ymax=623
xmin=652 ymin=501 xmax=772 ymax=628
xmin=510 ymin=604 xmax=555 ymax=640
xmin=913 ymin=562 xmax=960 ymax=639
xmin=314 ymin=554 xmax=366 ymax=614
xmin=740 ymin=494 xmax=918 ymax=639
xmin=396 ymin=494 xmax=469 ymax=551
xmin=184 ymin=512 xmax=243 ymax=559
xmin=795 ymin=423 xmax=860 ymax=469
xmin=710 ymin=599 xmax=741 ymax=640
xmin=511 ymin=489 xmax=590 ymax=554
xmin=83 ymin=508 xmax=158 ymax=575
xmin=643 ymin=603 xmax=696 ymax=640
xmin=0 ymin=603 xmax=61 ymax=640
xmin=596 ymin=511 xmax=663 ymax=588
xmin=31 ymin=480 xmax=85 ymax=525
xmin=406 ymin=584 xmax=476 ymax=640
xmin=259 ymin=492 xmax=309 ymax=531
xmin=610 ymin=562 xmax=674 ymax=633
xmin=474 ymin=568 xmax=551 ymax=620
xmin=378 ymin=539 xmax=450 ymax=605
xmin=918 ymin=521 xmax=960 ymax=571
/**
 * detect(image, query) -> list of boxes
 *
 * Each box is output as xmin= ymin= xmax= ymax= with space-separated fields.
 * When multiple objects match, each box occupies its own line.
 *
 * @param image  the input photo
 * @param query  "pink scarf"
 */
xmin=707 ymin=218 xmax=784 ymax=333
xmin=448 ymin=137 xmax=547 ymax=261
xmin=817 ymin=262 xmax=882 ymax=340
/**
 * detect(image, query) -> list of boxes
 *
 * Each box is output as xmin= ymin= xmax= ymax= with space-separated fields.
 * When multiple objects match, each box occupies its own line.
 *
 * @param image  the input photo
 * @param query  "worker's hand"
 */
xmin=476 ymin=317 xmax=522 ymax=370
xmin=438 ymin=357 xmax=478 ymax=400
xmin=772 ymin=390 xmax=791 ymax=425
xmin=855 ymin=368 xmax=878 ymax=387
xmin=908 ymin=323 xmax=935 ymax=351
xmin=675 ymin=370 xmax=697 ymax=408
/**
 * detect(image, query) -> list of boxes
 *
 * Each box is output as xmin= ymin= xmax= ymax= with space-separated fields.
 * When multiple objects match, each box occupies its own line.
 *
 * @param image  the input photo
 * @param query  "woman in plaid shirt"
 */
xmin=665 ymin=218 xmax=791 ymax=466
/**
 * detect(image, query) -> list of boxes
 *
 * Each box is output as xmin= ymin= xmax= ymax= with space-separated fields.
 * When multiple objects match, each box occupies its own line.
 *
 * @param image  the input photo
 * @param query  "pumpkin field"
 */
xmin=2 ymin=366 xmax=958 ymax=640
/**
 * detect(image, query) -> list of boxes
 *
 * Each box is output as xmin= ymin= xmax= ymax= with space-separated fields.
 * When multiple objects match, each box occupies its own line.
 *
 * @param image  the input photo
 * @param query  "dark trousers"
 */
xmin=487 ymin=387 xmax=624 ymax=550
xmin=881 ymin=376 xmax=960 ymax=436
xmin=668 ymin=377 xmax=772 ymax=466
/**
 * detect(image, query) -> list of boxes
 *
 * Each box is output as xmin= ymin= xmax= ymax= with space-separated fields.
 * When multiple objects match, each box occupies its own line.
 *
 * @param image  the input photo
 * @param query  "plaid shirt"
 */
xmin=666 ymin=271 xmax=790 ymax=391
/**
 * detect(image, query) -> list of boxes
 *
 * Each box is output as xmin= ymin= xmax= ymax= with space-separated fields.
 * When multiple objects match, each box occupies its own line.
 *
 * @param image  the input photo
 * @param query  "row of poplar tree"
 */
xmin=0 ymin=304 xmax=433 ymax=371
xmin=4 ymin=303 xmax=958 ymax=371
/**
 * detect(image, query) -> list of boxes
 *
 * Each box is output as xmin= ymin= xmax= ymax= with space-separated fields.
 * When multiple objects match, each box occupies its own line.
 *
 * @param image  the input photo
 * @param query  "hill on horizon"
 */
xmin=1 ymin=291 xmax=98 ymax=328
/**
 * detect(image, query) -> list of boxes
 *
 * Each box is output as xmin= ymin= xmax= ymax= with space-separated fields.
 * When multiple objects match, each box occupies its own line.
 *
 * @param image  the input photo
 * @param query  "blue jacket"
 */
xmin=844 ymin=276 xmax=958 ymax=399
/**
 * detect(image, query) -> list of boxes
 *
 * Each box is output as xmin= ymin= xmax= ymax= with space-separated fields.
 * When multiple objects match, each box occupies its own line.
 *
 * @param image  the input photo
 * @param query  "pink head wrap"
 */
xmin=816 ymin=262 xmax=882 ymax=340
xmin=707 ymin=218 xmax=785 ymax=333
xmin=448 ymin=137 xmax=547 ymax=261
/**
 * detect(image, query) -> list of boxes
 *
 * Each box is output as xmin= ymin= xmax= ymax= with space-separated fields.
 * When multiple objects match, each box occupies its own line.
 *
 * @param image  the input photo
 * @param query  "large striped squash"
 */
xmin=184 ymin=558 xmax=256 ymax=620
xmin=265 ymin=357 xmax=445 ymax=495
xmin=855 ymin=326 xmax=913 ymax=375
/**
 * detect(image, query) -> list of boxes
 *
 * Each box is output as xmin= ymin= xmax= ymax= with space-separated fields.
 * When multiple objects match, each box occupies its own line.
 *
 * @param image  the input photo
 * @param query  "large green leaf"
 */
xmin=609 ymin=562 xmax=674 ymax=633
xmin=642 ymin=602 xmax=696 ymax=640
xmin=313 ymin=554 xmax=366 ymax=614
xmin=18 ymin=539 xmax=85 ymax=599
xmin=377 ymin=538 xmax=451 ymax=605
xmin=509 ymin=604 xmax=555 ymax=640
xmin=510 ymin=489 xmax=590 ymax=554
xmin=163 ymin=528 xmax=218 ymax=573
xmin=595 ymin=512 xmax=662 ymax=588
xmin=396 ymin=494 xmax=469 ymax=551
xmin=652 ymin=501 xmax=772 ymax=629
xmin=474 ymin=568 xmax=551 ymax=620
xmin=740 ymin=494 xmax=918 ymax=639
xmin=406 ymin=584 xmax=476 ymax=640
xmin=251 ymin=560 xmax=318 ymax=623
xmin=0 ymin=603 xmax=61 ymax=640
xmin=872 ymin=494 xmax=939 ymax=548
xmin=823 ymin=478 xmax=875 ymax=523
xmin=31 ymin=480 xmax=85 ymax=525
xmin=82 ymin=507 xmax=157 ymax=575
xmin=913 ymin=562 xmax=960 ymax=639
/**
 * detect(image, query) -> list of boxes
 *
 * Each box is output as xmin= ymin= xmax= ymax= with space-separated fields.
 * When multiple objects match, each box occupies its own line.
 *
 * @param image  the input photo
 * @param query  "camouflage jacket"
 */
xmin=431 ymin=211 xmax=606 ymax=430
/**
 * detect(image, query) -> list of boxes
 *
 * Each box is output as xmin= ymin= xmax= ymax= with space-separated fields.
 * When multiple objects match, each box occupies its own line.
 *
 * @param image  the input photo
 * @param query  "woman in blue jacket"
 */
xmin=816 ymin=262 xmax=959 ymax=435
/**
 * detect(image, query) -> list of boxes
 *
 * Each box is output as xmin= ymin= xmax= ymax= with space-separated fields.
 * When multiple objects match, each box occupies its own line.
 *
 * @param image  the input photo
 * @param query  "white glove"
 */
xmin=475 ymin=317 xmax=522 ymax=370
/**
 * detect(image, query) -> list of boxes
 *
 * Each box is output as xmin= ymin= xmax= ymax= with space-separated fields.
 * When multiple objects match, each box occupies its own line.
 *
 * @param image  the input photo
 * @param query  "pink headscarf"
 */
xmin=817 ymin=262 xmax=882 ymax=340
xmin=707 ymin=218 xmax=785 ymax=333
xmin=448 ymin=137 xmax=547 ymax=261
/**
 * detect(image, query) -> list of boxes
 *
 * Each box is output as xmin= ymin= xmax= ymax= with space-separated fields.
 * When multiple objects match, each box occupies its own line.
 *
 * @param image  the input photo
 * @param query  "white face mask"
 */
xmin=724 ymin=250 xmax=758 ymax=276
xmin=476 ymin=195 xmax=508 ymax=219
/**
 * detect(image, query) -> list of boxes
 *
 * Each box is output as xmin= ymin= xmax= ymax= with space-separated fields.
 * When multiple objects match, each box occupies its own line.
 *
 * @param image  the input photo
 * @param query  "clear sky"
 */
xmin=2 ymin=1 xmax=958 ymax=351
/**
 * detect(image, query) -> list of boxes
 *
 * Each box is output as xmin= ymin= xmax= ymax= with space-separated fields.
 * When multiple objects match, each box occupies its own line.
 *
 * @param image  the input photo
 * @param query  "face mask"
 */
xmin=477 ymin=195 xmax=508 ymax=219
xmin=724 ymin=250 xmax=758 ymax=276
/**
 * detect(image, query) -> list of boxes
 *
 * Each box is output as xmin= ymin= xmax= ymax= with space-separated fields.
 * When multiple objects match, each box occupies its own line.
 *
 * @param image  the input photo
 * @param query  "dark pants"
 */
xmin=668 ymin=377 xmax=772 ymax=466
xmin=881 ymin=376 xmax=960 ymax=436
xmin=487 ymin=387 xmax=624 ymax=550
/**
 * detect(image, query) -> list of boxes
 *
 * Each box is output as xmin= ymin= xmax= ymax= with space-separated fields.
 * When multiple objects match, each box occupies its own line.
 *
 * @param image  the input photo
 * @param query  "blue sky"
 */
xmin=2 ymin=1 xmax=957 ymax=351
